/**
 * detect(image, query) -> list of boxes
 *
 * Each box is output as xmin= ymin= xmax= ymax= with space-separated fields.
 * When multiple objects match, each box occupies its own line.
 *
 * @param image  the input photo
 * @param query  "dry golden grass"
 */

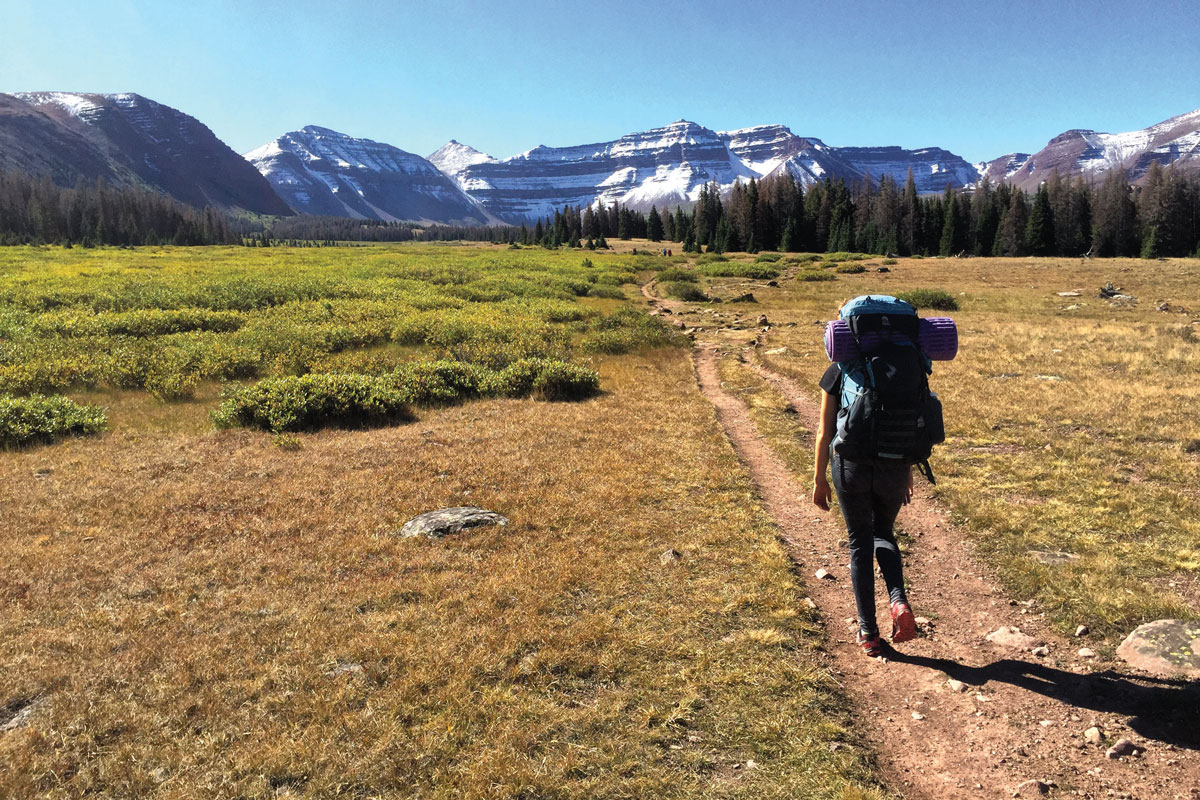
xmin=1 ymin=348 xmax=887 ymax=799
xmin=729 ymin=255 xmax=1200 ymax=639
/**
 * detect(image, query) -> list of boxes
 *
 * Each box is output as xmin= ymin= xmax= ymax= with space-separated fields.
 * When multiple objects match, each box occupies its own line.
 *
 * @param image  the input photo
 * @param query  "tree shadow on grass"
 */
xmin=886 ymin=650 xmax=1200 ymax=750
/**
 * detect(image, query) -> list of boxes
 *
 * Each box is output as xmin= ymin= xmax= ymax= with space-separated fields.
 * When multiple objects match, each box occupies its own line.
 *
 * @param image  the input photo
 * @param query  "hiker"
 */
xmin=811 ymin=296 xmax=941 ymax=657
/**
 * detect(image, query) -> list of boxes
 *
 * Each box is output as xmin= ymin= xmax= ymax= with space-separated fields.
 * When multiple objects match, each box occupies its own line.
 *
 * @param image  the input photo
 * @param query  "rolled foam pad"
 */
xmin=824 ymin=317 xmax=958 ymax=361
xmin=918 ymin=317 xmax=958 ymax=361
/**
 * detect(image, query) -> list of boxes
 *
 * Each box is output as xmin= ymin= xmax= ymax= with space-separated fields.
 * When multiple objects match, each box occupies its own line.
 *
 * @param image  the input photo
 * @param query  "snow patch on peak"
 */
xmin=16 ymin=91 xmax=103 ymax=118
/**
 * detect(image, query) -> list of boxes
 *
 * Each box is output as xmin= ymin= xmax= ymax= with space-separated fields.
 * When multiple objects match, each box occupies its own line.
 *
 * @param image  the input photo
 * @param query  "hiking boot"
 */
xmin=857 ymin=629 xmax=883 ymax=657
xmin=890 ymin=601 xmax=916 ymax=643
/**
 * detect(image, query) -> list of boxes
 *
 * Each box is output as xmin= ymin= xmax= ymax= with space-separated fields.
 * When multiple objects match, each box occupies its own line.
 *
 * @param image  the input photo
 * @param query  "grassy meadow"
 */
xmin=0 ymin=244 xmax=886 ymax=799
xmin=3 ymin=240 xmax=1199 ymax=797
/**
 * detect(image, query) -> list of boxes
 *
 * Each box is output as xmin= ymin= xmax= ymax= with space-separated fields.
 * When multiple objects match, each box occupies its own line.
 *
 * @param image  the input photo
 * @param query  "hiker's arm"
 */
xmin=812 ymin=391 xmax=837 ymax=510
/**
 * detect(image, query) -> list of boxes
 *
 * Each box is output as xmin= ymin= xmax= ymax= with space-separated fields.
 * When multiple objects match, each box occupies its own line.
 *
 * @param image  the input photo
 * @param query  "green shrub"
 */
xmin=212 ymin=373 xmax=415 ymax=432
xmin=0 ymin=393 xmax=107 ymax=447
xmin=754 ymin=253 xmax=782 ymax=263
xmin=490 ymin=358 xmax=600 ymax=401
xmin=657 ymin=268 xmax=698 ymax=283
xmin=823 ymin=252 xmax=869 ymax=262
xmin=581 ymin=308 xmax=680 ymax=354
xmin=584 ymin=284 xmax=625 ymax=299
xmin=696 ymin=253 xmax=729 ymax=264
xmin=798 ymin=271 xmax=836 ymax=282
xmin=695 ymin=263 xmax=780 ymax=279
xmin=145 ymin=369 xmax=199 ymax=402
xmin=664 ymin=282 xmax=708 ymax=302
xmin=391 ymin=360 xmax=487 ymax=405
xmin=835 ymin=264 xmax=866 ymax=274
xmin=882 ymin=258 xmax=898 ymax=265
xmin=896 ymin=289 xmax=960 ymax=311
xmin=786 ymin=254 xmax=822 ymax=263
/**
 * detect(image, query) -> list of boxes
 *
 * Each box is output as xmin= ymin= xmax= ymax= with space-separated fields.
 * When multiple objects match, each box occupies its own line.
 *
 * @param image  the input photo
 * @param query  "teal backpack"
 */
xmin=831 ymin=295 xmax=944 ymax=482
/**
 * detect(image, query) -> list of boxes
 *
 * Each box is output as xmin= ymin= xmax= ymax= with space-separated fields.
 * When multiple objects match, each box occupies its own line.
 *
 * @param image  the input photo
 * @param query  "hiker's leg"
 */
xmin=871 ymin=465 xmax=909 ymax=605
xmin=832 ymin=455 xmax=879 ymax=634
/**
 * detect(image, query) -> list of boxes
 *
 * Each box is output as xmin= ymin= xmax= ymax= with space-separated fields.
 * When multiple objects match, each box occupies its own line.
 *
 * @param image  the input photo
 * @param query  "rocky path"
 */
xmin=646 ymin=280 xmax=1200 ymax=800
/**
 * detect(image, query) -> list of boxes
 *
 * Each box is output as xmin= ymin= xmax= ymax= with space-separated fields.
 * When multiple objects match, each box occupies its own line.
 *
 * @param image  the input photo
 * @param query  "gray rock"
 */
xmin=660 ymin=548 xmax=683 ymax=564
xmin=0 ymin=695 xmax=47 ymax=732
xmin=815 ymin=568 xmax=834 ymax=581
xmin=399 ymin=507 xmax=509 ymax=539
xmin=985 ymin=626 xmax=1044 ymax=651
xmin=946 ymin=678 xmax=968 ymax=693
xmin=1116 ymin=619 xmax=1200 ymax=678
xmin=1075 ymin=624 xmax=1090 ymax=637
xmin=1083 ymin=726 xmax=1103 ymax=745
xmin=1013 ymin=779 xmax=1050 ymax=796
xmin=1077 ymin=647 xmax=1097 ymax=659
xmin=1106 ymin=738 xmax=1141 ymax=758
xmin=1031 ymin=645 xmax=1050 ymax=657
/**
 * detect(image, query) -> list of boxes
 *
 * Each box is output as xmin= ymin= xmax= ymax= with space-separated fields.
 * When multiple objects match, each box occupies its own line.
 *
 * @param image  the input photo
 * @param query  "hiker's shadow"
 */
xmin=886 ymin=650 xmax=1200 ymax=750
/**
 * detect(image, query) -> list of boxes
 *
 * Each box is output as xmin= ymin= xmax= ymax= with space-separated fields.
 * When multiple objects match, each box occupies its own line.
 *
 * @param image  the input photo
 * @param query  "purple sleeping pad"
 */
xmin=824 ymin=317 xmax=958 ymax=361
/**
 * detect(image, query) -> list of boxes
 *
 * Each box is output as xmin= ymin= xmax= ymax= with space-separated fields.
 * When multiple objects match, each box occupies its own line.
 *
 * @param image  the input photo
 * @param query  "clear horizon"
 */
xmin=2 ymin=0 xmax=1198 ymax=164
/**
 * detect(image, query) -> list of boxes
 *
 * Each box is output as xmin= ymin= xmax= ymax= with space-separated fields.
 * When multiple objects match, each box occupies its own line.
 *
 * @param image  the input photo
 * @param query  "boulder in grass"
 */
xmin=1116 ymin=619 xmax=1200 ymax=678
xmin=400 ymin=507 xmax=509 ymax=539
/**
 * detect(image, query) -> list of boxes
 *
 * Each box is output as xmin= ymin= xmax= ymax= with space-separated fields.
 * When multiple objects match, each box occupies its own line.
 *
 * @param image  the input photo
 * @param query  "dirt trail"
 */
xmin=648 ymin=280 xmax=1200 ymax=800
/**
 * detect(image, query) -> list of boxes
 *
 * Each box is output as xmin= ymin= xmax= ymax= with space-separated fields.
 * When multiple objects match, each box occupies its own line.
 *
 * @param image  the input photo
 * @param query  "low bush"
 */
xmin=584 ymin=284 xmax=626 ymax=299
xmin=663 ymin=282 xmax=708 ymax=302
xmin=695 ymin=263 xmax=780 ymax=279
xmin=835 ymin=264 xmax=866 ymax=274
xmin=882 ymin=258 xmax=898 ymax=265
xmin=580 ymin=308 xmax=681 ymax=354
xmin=798 ymin=271 xmax=837 ymax=282
xmin=0 ymin=393 xmax=107 ymax=447
xmin=490 ymin=358 xmax=600 ymax=401
xmin=786 ymin=254 xmax=822 ymax=263
xmin=754 ymin=252 xmax=782 ymax=263
xmin=656 ymin=268 xmax=698 ymax=283
xmin=822 ymin=252 xmax=870 ymax=262
xmin=695 ymin=253 xmax=729 ymax=264
xmin=212 ymin=373 xmax=415 ymax=432
xmin=896 ymin=288 xmax=960 ymax=311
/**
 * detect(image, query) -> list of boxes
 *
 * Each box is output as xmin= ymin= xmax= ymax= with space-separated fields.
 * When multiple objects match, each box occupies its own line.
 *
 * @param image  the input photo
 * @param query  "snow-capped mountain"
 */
xmin=979 ymin=109 xmax=1200 ymax=190
xmin=718 ymin=124 xmax=979 ymax=192
xmin=427 ymin=140 xmax=496 ymax=188
xmin=439 ymin=120 xmax=757 ymax=221
xmin=3 ymin=92 xmax=291 ymax=215
xmin=434 ymin=120 xmax=981 ymax=221
xmin=246 ymin=126 xmax=493 ymax=223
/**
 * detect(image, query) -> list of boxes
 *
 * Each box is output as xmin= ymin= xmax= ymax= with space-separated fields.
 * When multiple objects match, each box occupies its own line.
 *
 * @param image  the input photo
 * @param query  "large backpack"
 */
xmin=831 ymin=295 xmax=945 ymax=482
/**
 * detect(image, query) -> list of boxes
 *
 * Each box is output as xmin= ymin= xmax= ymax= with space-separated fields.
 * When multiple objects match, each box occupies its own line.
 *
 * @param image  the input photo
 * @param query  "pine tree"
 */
xmin=1025 ymin=183 xmax=1056 ymax=255
xmin=647 ymin=205 xmax=664 ymax=242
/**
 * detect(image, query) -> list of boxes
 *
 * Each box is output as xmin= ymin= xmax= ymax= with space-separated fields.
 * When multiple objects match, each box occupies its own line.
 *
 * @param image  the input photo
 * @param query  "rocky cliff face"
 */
xmin=979 ymin=109 xmax=1200 ymax=190
xmin=245 ymin=126 xmax=492 ymax=223
xmin=441 ymin=120 xmax=757 ymax=220
xmin=6 ymin=92 xmax=292 ymax=215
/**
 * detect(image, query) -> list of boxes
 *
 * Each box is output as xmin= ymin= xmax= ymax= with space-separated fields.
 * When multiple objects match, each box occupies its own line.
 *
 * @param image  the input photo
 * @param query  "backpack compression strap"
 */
xmin=916 ymin=459 xmax=936 ymax=485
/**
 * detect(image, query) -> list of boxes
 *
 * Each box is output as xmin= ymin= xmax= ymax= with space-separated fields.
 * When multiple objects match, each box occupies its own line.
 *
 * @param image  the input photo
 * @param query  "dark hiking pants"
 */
xmin=831 ymin=454 xmax=909 ymax=636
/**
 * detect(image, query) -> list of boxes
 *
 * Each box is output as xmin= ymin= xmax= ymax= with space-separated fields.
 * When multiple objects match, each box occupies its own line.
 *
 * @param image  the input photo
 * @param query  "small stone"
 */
xmin=877 ymin=266 xmax=890 ymax=273
xmin=1039 ymin=719 xmax=1054 ymax=727
xmin=911 ymin=712 xmax=925 ymax=720
xmin=1013 ymin=779 xmax=1050 ymax=796
xmin=660 ymin=548 xmax=683 ymax=564
xmin=915 ymin=615 xmax=932 ymax=628
xmin=1075 ymin=625 xmax=1090 ymax=637
xmin=1106 ymin=738 xmax=1140 ymax=758
xmin=815 ymin=568 xmax=834 ymax=581
xmin=1084 ymin=726 xmax=1103 ymax=745
xmin=399 ymin=507 xmax=508 ymax=539
xmin=1077 ymin=647 xmax=1096 ymax=659
xmin=745 ymin=759 xmax=758 ymax=769
xmin=1032 ymin=645 xmax=1050 ymax=657
xmin=1057 ymin=291 xmax=1082 ymax=297
xmin=986 ymin=626 xmax=1044 ymax=651
xmin=757 ymin=315 xmax=769 ymax=326
xmin=946 ymin=678 xmax=968 ymax=693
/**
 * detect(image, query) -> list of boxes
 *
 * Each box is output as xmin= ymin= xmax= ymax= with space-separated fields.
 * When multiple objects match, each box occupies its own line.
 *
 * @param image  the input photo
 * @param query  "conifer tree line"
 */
xmin=0 ymin=170 xmax=238 ymax=246
xmin=3 ymin=163 xmax=1198 ymax=257
xmin=616 ymin=163 xmax=1200 ymax=258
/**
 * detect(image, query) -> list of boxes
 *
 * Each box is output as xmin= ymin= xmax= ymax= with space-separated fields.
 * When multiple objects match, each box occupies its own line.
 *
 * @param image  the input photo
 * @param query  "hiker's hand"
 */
xmin=903 ymin=469 xmax=914 ymax=505
xmin=813 ymin=477 xmax=832 ymax=511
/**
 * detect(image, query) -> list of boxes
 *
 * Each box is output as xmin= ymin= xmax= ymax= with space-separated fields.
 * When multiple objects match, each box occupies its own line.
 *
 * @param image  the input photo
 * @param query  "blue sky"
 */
xmin=2 ymin=0 xmax=1197 ymax=163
